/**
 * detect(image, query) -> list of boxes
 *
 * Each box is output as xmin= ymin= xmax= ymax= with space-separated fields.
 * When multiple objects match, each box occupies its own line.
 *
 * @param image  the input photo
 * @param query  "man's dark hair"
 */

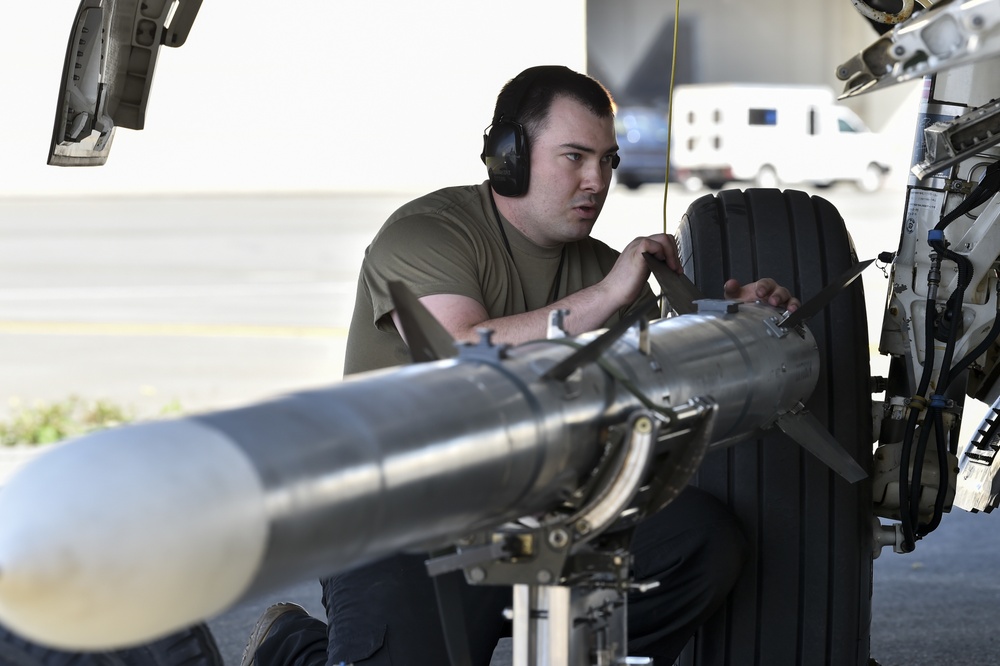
xmin=491 ymin=66 xmax=615 ymax=143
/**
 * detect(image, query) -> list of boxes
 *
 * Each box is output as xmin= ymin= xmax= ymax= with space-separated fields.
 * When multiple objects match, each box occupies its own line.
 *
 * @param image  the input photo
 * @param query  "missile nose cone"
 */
xmin=0 ymin=419 xmax=269 ymax=651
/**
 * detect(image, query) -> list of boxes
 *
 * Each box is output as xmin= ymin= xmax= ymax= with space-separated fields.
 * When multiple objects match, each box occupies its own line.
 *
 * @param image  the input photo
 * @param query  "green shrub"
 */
xmin=0 ymin=396 xmax=138 ymax=447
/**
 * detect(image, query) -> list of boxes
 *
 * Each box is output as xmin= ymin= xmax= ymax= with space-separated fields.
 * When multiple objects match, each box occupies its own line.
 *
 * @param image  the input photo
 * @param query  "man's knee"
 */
xmin=693 ymin=502 xmax=748 ymax=594
xmin=631 ymin=486 xmax=748 ymax=594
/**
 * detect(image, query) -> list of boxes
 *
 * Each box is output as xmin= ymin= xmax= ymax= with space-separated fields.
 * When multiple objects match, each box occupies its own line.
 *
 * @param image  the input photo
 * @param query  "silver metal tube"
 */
xmin=0 ymin=302 xmax=817 ymax=650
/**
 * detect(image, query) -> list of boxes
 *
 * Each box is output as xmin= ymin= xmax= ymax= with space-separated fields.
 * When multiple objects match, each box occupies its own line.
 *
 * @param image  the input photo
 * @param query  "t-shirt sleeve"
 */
xmin=361 ymin=213 xmax=487 ymax=331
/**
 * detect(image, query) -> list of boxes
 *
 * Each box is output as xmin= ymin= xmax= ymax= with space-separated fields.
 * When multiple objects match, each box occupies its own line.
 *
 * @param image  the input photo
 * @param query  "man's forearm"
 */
xmin=461 ymin=282 xmax=623 ymax=345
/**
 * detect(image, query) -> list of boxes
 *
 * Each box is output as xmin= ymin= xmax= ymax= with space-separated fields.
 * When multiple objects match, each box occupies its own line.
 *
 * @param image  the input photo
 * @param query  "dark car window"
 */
xmin=617 ymin=111 xmax=669 ymax=144
xmin=612 ymin=107 xmax=674 ymax=188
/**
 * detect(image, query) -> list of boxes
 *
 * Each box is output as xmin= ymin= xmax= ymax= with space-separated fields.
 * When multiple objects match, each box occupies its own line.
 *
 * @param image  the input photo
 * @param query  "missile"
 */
xmin=0 ymin=276 xmax=866 ymax=652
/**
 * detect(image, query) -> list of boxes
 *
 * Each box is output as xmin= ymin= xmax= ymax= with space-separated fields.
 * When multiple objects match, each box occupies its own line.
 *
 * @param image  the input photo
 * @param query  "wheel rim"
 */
xmin=755 ymin=166 xmax=779 ymax=188
xmin=858 ymin=164 xmax=884 ymax=193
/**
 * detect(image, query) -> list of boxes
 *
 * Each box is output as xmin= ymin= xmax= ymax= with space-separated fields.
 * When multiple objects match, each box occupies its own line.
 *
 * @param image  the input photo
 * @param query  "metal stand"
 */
xmin=511 ymin=583 xmax=647 ymax=666
xmin=426 ymin=406 xmax=716 ymax=666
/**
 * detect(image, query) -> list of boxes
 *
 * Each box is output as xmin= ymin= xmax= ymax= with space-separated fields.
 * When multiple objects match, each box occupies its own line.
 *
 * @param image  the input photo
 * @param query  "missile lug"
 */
xmin=541 ymin=295 xmax=658 ymax=381
xmin=633 ymin=317 xmax=652 ymax=357
xmin=765 ymin=314 xmax=793 ymax=339
xmin=695 ymin=299 xmax=741 ymax=314
xmin=457 ymin=328 xmax=510 ymax=361
xmin=546 ymin=308 xmax=571 ymax=339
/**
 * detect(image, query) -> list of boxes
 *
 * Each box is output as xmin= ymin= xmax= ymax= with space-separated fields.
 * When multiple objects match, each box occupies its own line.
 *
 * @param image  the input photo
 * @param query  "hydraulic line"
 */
xmin=932 ymin=243 xmax=974 ymax=382
xmin=899 ymin=283 xmax=938 ymax=550
xmin=901 ymin=235 xmax=974 ymax=546
xmin=922 ymin=409 xmax=950 ymax=535
xmin=946 ymin=276 xmax=1000 ymax=385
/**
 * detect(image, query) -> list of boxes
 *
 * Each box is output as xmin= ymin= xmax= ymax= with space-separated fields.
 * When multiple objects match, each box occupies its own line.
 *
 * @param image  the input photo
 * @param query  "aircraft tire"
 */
xmin=675 ymin=188 xmax=874 ymax=666
xmin=0 ymin=623 xmax=223 ymax=666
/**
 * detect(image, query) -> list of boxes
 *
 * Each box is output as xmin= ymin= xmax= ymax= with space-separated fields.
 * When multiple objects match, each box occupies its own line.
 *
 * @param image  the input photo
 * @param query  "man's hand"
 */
xmin=724 ymin=278 xmax=800 ymax=312
xmin=600 ymin=233 xmax=680 ymax=305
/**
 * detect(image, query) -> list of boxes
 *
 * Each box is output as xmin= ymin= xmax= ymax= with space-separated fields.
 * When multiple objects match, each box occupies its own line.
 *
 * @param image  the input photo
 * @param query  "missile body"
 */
xmin=0 ymin=302 xmax=818 ymax=650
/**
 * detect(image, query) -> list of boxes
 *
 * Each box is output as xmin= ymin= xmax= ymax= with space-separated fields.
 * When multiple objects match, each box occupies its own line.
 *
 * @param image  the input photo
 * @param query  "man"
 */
xmin=243 ymin=65 xmax=798 ymax=666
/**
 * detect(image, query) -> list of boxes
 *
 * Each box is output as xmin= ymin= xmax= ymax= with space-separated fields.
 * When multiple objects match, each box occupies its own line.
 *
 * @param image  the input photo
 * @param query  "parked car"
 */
xmin=613 ymin=106 xmax=676 ymax=189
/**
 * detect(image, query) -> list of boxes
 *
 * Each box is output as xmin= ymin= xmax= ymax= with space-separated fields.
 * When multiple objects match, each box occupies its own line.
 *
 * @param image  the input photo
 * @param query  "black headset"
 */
xmin=481 ymin=66 xmax=619 ymax=198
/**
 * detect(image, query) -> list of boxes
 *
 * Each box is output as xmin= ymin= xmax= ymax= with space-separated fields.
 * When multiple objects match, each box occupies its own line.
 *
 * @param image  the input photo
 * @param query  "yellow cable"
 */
xmin=663 ymin=0 xmax=682 ymax=234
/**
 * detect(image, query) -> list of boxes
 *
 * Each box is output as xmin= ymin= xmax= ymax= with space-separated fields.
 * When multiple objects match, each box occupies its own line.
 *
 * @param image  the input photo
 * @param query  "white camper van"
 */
xmin=670 ymin=83 xmax=891 ymax=192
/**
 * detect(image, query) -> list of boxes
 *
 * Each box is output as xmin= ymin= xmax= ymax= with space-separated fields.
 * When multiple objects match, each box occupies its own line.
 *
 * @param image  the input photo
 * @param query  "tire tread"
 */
xmin=675 ymin=189 xmax=873 ymax=666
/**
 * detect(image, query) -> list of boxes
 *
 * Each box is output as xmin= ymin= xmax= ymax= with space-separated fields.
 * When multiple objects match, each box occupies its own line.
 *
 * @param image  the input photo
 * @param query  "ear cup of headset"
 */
xmin=481 ymin=119 xmax=529 ymax=197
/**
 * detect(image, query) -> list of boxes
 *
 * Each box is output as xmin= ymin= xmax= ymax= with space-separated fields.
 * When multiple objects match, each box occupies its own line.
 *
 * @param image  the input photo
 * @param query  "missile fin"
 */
xmin=643 ymin=252 xmax=705 ymax=315
xmin=774 ymin=410 xmax=868 ymax=483
xmin=777 ymin=259 xmax=875 ymax=330
xmin=541 ymin=296 xmax=659 ymax=381
xmin=388 ymin=281 xmax=458 ymax=362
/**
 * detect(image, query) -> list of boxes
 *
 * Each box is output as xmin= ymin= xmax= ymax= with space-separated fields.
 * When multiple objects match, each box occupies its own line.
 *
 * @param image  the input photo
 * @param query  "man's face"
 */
xmin=507 ymin=95 xmax=618 ymax=247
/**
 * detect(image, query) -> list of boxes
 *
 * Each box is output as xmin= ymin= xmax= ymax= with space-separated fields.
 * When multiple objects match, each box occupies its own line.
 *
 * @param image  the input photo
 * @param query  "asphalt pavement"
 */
xmin=871 ymin=508 xmax=1000 ymax=665
xmin=204 ymin=508 xmax=1000 ymax=666
xmin=2 ymin=186 xmax=999 ymax=665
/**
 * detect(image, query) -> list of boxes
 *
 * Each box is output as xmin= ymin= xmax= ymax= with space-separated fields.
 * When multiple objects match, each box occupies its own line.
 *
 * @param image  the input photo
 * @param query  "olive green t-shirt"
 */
xmin=344 ymin=182 xmax=649 ymax=375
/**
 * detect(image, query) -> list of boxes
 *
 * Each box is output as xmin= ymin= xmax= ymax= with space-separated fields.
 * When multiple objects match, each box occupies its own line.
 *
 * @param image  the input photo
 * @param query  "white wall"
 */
xmin=3 ymin=1 xmax=924 ymax=198
xmin=2 ymin=1 xmax=586 ymax=196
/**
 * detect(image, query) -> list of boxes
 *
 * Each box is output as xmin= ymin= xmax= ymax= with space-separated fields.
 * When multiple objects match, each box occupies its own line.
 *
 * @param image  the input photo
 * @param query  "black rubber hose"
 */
xmin=932 ymin=243 xmax=974 ymax=388
xmin=934 ymin=160 xmax=1000 ymax=232
xmin=899 ymin=291 xmax=938 ymax=550
xmin=907 ymin=407 xmax=935 ymax=530
xmin=919 ymin=408 xmax=951 ymax=536
xmin=947 ymin=308 xmax=1000 ymax=386
xmin=908 ymin=242 xmax=971 ymax=540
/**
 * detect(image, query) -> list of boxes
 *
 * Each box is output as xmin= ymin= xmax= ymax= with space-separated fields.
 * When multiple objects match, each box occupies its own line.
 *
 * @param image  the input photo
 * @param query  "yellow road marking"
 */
xmin=0 ymin=321 xmax=348 ymax=339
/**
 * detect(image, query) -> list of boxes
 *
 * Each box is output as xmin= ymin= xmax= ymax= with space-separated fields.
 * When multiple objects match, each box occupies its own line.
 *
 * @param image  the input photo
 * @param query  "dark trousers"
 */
xmin=256 ymin=486 xmax=746 ymax=666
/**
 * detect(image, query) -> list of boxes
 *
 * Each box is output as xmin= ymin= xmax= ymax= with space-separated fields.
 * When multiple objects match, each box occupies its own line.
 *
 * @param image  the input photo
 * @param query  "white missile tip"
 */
xmin=0 ymin=418 xmax=270 ymax=650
